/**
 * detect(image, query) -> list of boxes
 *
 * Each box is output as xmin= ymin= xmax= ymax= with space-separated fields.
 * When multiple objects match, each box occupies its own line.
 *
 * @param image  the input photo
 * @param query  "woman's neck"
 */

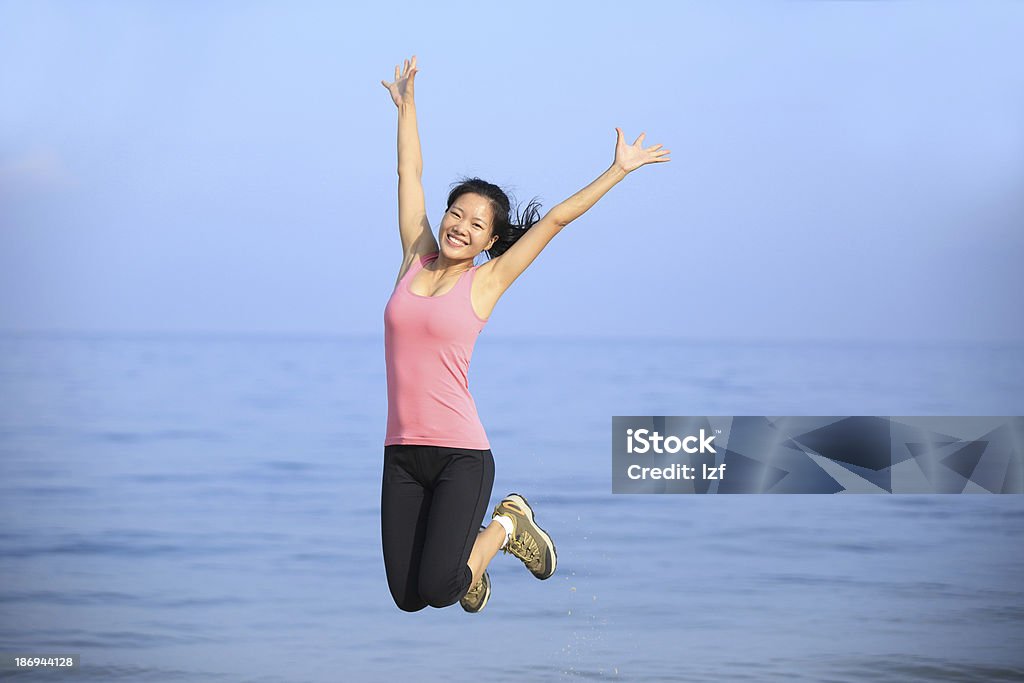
xmin=432 ymin=252 xmax=474 ymax=274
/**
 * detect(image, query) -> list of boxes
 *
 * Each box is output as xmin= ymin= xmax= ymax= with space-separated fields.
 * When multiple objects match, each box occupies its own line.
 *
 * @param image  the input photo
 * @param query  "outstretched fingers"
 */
xmin=396 ymin=56 xmax=418 ymax=81
xmin=614 ymin=126 xmax=671 ymax=167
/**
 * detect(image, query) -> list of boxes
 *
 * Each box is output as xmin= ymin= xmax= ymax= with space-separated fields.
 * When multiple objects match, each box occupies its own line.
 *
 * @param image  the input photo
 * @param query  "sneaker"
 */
xmin=493 ymin=493 xmax=557 ymax=580
xmin=460 ymin=570 xmax=490 ymax=613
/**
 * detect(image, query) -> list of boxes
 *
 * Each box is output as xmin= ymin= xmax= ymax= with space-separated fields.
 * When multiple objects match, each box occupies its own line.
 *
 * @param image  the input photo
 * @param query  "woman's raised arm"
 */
xmin=381 ymin=55 xmax=438 ymax=263
xmin=487 ymin=128 xmax=670 ymax=292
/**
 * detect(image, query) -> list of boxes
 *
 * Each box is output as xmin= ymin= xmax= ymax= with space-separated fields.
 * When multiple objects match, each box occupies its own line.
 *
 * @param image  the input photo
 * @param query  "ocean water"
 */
xmin=1 ymin=333 xmax=1022 ymax=682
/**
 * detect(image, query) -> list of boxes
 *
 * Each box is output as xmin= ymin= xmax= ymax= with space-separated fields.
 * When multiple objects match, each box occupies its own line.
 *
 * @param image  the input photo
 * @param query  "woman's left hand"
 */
xmin=613 ymin=128 xmax=671 ymax=173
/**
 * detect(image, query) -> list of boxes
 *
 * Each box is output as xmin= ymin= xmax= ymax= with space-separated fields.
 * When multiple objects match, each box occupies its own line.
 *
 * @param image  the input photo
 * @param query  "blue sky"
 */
xmin=1 ymin=0 xmax=1022 ymax=342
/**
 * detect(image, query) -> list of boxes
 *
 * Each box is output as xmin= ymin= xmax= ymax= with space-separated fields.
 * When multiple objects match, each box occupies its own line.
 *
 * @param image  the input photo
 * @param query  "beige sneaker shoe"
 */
xmin=493 ymin=493 xmax=557 ymax=580
xmin=460 ymin=570 xmax=491 ymax=613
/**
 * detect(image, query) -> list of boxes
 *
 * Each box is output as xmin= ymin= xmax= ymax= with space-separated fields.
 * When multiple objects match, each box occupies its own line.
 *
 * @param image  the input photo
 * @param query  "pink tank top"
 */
xmin=383 ymin=252 xmax=490 ymax=449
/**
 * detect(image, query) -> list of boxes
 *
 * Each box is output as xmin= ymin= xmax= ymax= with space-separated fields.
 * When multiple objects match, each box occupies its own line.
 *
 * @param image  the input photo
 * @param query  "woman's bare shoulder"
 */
xmin=473 ymin=255 xmax=501 ymax=285
xmin=472 ymin=254 xmax=514 ymax=299
xmin=394 ymin=246 xmax=439 ymax=287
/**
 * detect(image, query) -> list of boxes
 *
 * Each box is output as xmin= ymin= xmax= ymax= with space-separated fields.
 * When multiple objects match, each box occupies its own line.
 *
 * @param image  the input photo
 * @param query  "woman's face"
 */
xmin=439 ymin=192 xmax=498 ymax=259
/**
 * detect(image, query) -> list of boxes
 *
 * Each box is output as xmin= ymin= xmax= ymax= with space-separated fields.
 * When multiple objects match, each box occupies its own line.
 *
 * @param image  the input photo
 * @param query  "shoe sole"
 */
xmin=504 ymin=492 xmax=557 ymax=580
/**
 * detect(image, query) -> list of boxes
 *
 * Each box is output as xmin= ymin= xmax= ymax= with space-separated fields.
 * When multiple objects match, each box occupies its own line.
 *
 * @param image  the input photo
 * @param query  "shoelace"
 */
xmin=502 ymin=533 xmax=541 ymax=570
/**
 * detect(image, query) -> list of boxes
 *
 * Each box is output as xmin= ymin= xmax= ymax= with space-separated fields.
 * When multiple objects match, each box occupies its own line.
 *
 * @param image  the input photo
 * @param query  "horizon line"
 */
xmin=0 ymin=328 xmax=1021 ymax=348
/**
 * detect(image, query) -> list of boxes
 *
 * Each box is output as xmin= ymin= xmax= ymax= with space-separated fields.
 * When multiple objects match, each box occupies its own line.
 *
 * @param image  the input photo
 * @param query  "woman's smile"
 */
xmin=446 ymin=233 xmax=468 ymax=247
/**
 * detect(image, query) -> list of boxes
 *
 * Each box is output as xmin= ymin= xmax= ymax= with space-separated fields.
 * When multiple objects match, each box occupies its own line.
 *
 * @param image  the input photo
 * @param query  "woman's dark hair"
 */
xmin=445 ymin=177 xmax=542 ymax=260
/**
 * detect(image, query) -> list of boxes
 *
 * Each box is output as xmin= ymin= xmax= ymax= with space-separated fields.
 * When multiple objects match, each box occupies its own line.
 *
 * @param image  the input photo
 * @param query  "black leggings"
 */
xmin=380 ymin=443 xmax=495 ymax=611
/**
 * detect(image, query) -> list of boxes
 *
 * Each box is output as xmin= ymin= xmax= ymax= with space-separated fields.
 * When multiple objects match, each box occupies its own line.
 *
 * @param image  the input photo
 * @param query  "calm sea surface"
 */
xmin=1 ymin=333 xmax=1022 ymax=682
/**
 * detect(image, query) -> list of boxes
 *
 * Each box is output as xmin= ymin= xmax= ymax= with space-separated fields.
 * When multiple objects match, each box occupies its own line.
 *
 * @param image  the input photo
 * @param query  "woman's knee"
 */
xmin=388 ymin=579 xmax=428 ymax=612
xmin=418 ymin=565 xmax=470 ymax=608
xmin=391 ymin=592 xmax=428 ymax=612
xmin=418 ymin=584 xmax=459 ymax=609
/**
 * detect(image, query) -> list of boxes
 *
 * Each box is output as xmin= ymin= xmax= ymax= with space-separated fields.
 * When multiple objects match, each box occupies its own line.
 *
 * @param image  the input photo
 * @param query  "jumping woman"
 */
xmin=379 ymin=55 xmax=670 ymax=613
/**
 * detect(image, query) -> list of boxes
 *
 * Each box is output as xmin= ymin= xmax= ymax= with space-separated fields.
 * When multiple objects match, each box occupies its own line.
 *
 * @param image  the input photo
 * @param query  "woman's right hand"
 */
xmin=381 ymin=55 xmax=418 ymax=108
